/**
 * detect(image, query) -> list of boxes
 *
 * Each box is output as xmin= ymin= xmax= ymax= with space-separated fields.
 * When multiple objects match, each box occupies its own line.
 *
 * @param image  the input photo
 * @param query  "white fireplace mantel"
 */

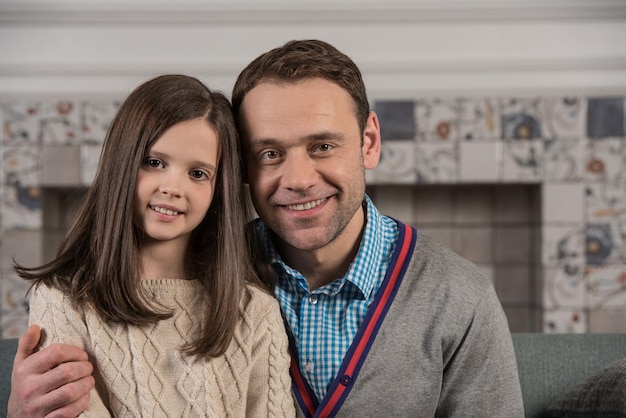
xmin=0 ymin=0 xmax=625 ymax=97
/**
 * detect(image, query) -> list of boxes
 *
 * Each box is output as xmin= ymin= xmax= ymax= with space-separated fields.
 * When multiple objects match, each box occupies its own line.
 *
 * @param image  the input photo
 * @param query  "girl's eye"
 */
xmin=190 ymin=170 xmax=209 ymax=180
xmin=144 ymin=158 xmax=163 ymax=168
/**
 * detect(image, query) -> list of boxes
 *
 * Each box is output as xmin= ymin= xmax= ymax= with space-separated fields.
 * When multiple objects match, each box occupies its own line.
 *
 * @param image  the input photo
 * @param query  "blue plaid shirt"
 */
xmin=258 ymin=195 xmax=398 ymax=401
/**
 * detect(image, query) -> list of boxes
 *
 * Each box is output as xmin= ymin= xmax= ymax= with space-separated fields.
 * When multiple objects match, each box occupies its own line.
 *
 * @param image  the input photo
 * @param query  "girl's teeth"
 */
xmin=153 ymin=206 xmax=178 ymax=215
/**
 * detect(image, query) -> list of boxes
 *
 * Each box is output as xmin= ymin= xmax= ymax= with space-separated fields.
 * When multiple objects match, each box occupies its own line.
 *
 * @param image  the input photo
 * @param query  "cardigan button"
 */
xmin=340 ymin=375 xmax=353 ymax=386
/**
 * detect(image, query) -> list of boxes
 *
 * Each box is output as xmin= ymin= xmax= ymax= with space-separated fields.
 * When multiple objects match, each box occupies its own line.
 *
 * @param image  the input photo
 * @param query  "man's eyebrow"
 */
xmin=247 ymin=131 xmax=346 ymax=150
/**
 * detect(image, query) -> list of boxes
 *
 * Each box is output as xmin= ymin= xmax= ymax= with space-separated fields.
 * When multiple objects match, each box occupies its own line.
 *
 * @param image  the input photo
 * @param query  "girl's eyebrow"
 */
xmin=148 ymin=150 xmax=217 ymax=171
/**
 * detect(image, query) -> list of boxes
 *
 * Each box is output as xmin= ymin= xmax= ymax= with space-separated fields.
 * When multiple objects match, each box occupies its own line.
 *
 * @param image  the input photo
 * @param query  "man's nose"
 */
xmin=281 ymin=152 xmax=318 ymax=191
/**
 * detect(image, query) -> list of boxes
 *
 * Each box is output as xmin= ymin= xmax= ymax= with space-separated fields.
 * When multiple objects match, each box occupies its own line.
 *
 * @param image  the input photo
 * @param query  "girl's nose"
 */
xmin=158 ymin=175 xmax=183 ymax=197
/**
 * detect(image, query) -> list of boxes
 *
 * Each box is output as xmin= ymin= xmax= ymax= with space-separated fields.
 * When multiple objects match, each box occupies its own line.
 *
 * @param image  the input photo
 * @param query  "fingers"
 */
xmin=8 ymin=335 xmax=95 ymax=418
xmin=39 ymin=375 xmax=94 ymax=418
xmin=14 ymin=324 xmax=42 ymax=366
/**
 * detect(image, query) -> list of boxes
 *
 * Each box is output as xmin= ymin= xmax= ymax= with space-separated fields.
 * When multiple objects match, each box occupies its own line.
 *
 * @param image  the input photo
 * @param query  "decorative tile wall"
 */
xmin=371 ymin=96 xmax=626 ymax=334
xmin=1 ymin=95 xmax=625 ymax=337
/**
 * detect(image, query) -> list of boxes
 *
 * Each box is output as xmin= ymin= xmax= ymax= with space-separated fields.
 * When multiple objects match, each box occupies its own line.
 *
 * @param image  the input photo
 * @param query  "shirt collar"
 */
xmin=257 ymin=194 xmax=389 ymax=300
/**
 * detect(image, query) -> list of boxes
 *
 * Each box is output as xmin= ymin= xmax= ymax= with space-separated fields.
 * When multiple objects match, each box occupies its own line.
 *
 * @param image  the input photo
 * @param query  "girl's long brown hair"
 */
xmin=15 ymin=74 xmax=265 ymax=358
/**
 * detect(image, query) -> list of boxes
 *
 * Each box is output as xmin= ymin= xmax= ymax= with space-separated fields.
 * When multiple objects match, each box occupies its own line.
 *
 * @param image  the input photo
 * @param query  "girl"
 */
xmin=14 ymin=74 xmax=295 ymax=417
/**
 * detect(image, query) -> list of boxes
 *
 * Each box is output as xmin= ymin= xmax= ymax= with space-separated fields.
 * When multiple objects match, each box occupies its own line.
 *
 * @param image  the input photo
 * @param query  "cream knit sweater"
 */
xmin=29 ymin=279 xmax=295 ymax=417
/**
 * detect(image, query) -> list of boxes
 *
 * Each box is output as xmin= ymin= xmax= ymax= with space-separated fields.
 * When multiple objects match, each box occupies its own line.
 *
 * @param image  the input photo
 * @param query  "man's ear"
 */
xmin=362 ymin=111 xmax=381 ymax=170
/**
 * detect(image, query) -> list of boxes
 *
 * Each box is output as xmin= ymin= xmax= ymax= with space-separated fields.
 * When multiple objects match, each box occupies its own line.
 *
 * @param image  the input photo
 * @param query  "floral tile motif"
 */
xmin=500 ymin=98 xmax=545 ymax=140
xmin=81 ymin=100 xmax=120 ymax=145
xmin=583 ymin=137 xmax=626 ymax=183
xmin=502 ymin=139 xmax=543 ymax=182
xmin=2 ymin=145 xmax=41 ymax=187
xmin=543 ymin=138 xmax=582 ymax=181
xmin=585 ymin=183 xmax=626 ymax=223
xmin=415 ymin=98 xmax=459 ymax=142
xmin=542 ymin=97 xmax=587 ymax=139
xmin=415 ymin=142 xmax=457 ymax=183
xmin=457 ymin=98 xmax=501 ymax=141
xmin=587 ymin=97 xmax=625 ymax=138
xmin=3 ymin=101 xmax=80 ymax=146
xmin=543 ymin=309 xmax=587 ymax=333
xmin=542 ymin=225 xmax=585 ymax=267
xmin=375 ymin=100 xmax=415 ymax=140
xmin=586 ymin=265 xmax=626 ymax=308
xmin=374 ymin=141 xmax=416 ymax=184
xmin=543 ymin=265 xmax=586 ymax=309
xmin=586 ymin=223 xmax=626 ymax=266
xmin=80 ymin=144 xmax=103 ymax=186
xmin=39 ymin=101 xmax=80 ymax=145
xmin=2 ymin=102 xmax=42 ymax=146
xmin=1 ymin=184 xmax=42 ymax=229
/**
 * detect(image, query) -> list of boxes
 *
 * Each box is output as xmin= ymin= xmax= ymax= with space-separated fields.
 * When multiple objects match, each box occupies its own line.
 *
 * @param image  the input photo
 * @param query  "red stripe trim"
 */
xmin=317 ymin=226 xmax=413 ymax=416
xmin=291 ymin=351 xmax=317 ymax=414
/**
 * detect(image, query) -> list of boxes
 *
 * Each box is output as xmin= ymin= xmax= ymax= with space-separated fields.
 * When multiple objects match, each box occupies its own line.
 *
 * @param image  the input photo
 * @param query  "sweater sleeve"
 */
xmin=245 ymin=292 xmax=296 ymax=417
xmin=437 ymin=283 xmax=525 ymax=417
xmin=29 ymin=284 xmax=113 ymax=418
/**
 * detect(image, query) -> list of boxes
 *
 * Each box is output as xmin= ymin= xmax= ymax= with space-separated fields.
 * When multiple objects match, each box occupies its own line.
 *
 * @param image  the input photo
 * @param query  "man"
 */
xmin=9 ymin=40 xmax=524 ymax=417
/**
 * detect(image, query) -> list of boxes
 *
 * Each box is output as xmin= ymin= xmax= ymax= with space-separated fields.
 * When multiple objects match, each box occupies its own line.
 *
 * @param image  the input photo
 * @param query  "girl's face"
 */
xmin=134 ymin=118 xmax=220 ymax=248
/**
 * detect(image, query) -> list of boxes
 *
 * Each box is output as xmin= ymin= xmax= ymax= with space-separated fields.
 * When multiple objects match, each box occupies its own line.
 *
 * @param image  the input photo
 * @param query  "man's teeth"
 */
xmin=152 ymin=206 xmax=179 ymax=216
xmin=287 ymin=198 xmax=326 ymax=211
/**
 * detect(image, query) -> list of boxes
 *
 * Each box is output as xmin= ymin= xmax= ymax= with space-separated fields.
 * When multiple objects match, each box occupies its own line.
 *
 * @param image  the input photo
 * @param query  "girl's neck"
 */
xmin=140 ymin=238 xmax=188 ymax=280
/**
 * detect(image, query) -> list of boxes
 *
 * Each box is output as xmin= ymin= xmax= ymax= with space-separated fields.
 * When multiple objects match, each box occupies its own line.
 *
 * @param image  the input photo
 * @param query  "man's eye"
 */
xmin=190 ymin=170 xmax=208 ymax=180
xmin=317 ymin=144 xmax=331 ymax=152
xmin=261 ymin=150 xmax=279 ymax=160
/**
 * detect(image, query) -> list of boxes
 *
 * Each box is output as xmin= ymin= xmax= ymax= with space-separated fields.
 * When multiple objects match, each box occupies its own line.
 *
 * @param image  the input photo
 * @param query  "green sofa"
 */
xmin=1 ymin=334 xmax=625 ymax=417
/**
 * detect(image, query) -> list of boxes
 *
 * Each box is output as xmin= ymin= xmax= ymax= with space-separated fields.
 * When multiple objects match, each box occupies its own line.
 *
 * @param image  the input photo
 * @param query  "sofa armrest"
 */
xmin=512 ymin=333 xmax=626 ymax=418
xmin=0 ymin=338 xmax=18 ymax=418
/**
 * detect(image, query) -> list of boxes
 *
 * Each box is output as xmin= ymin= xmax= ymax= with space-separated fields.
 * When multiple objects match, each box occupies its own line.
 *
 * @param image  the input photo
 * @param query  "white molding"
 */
xmin=1 ymin=1 xmax=625 ymax=24
xmin=1 ymin=56 xmax=625 ymax=77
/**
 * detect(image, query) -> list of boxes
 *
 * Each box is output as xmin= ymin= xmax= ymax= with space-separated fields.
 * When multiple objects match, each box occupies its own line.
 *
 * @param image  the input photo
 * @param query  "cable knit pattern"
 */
xmin=29 ymin=280 xmax=295 ymax=417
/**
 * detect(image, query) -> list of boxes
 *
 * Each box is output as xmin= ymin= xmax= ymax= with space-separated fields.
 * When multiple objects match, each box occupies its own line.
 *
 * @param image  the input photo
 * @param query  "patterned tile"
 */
xmin=81 ymin=100 xmax=120 ymax=145
xmin=0 ymin=185 xmax=42 ymax=230
xmin=502 ymin=139 xmax=543 ymax=182
xmin=586 ymin=265 xmax=626 ymax=309
xmin=2 ymin=145 xmax=42 ymax=187
xmin=542 ymin=97 xmax=587 ymax=139
xmin=415 ymin=142 xmax=457 ymax=183
xmin=415 ymin=98 xmax=459 ymax=142
xmin=585 ymin=222 xmax=626 ymax=266
xmin=543 ymin=309 xmax=587 ymax=333
xmin=585 ymin=182 xmax=626 ymax=223
xmin=500 ymin=98 xmax=545 ymax=140
xmin=544 ymin=138 xmax=582 ymax=181
xmin=543 ymin=265 xmax=585 ymax=309
xmin=458 ymin=97 xmax=501 ymax=141
xmin=374 ymin=141 xmax=416 ymax=183
xmin=2 ymin=102 xmax=42 ymax=146
xmin=542 ymin=225 xmax=585 ymax=267
xmin=583 ymin=137 xmax=626 ymax=183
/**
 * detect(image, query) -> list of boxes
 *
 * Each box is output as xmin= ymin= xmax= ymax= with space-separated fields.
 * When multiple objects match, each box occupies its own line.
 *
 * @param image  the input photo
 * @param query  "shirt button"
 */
xmin=304 ymin=361 xmax=314 ymax=372
xmin=307 ymin=294 xmax=318 ymax=305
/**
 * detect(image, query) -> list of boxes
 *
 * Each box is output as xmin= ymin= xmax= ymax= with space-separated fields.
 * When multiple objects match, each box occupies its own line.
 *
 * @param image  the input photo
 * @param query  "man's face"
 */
xmin=239 ymin=78 xmax=380 ymax=255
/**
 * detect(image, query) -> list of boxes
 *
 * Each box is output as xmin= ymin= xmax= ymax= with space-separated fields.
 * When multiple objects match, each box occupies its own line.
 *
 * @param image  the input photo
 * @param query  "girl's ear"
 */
xmin=362 ymin=111 xmax=381 ymax=170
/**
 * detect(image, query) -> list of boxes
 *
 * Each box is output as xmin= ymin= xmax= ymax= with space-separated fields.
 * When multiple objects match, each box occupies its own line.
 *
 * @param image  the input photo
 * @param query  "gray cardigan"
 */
xmin=293 ymin=223 xmax=524 ymax=417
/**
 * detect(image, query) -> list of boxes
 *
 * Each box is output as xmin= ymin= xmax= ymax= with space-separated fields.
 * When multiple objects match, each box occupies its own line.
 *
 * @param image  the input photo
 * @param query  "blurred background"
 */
xmin=1 ymin=0 xmax=626 ymax=338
